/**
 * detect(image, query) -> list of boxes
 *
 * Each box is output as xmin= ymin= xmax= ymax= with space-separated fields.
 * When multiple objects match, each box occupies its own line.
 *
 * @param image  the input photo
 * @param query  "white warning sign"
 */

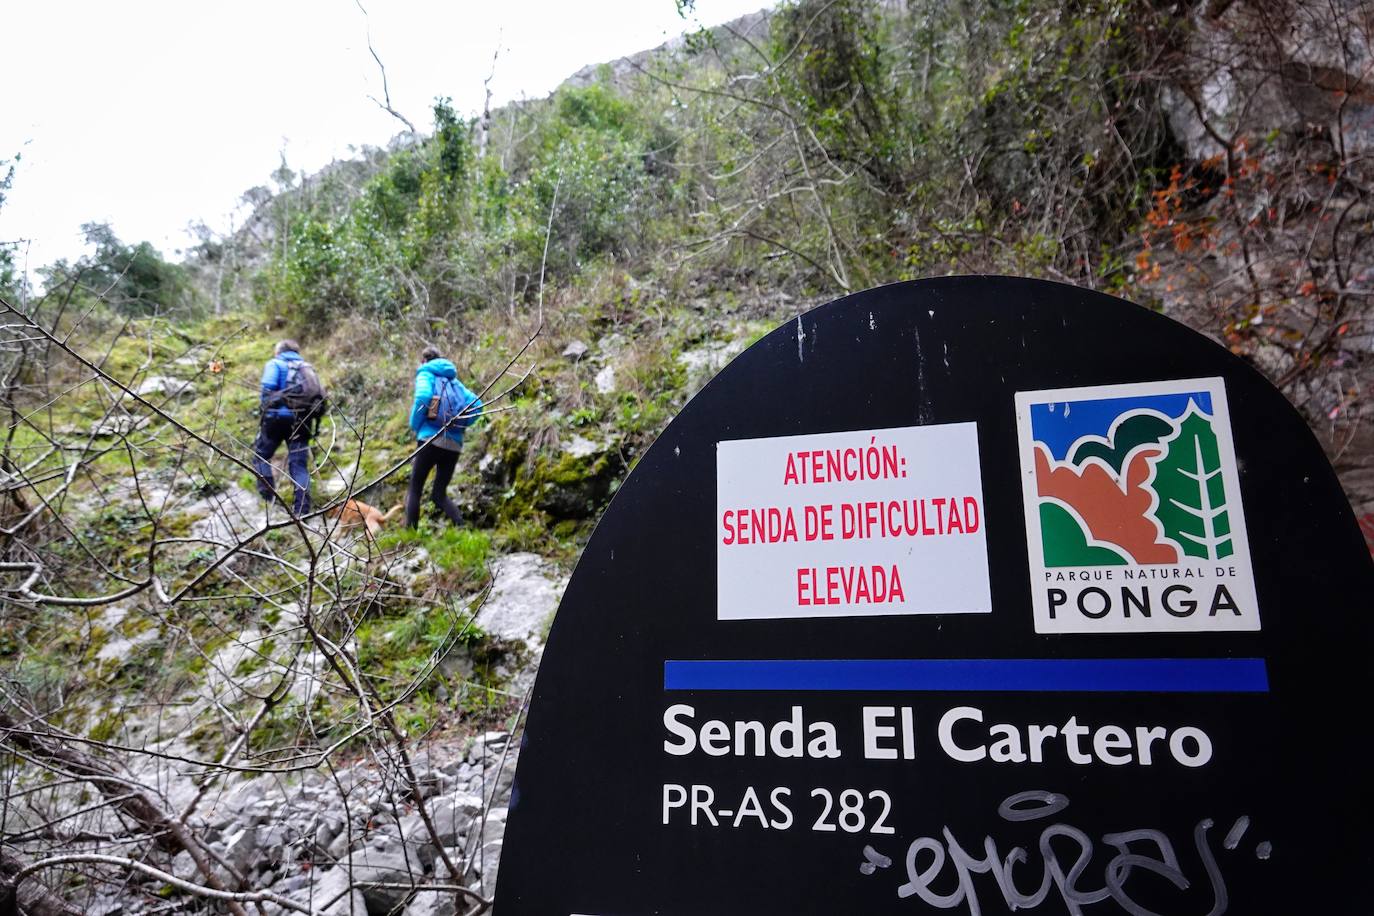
xmin=716 ymin=423 xmax=992 ymax=620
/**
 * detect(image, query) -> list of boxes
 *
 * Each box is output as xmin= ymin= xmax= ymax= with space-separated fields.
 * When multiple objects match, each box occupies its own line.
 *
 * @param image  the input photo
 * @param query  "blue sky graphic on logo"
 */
xmin=1029 ymin=391 xmax=1213 ymax=460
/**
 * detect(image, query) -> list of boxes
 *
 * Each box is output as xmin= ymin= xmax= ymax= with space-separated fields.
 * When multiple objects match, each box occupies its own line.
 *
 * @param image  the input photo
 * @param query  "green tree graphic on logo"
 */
xmin=1149 ymin=406 xmax=1233 ymax=559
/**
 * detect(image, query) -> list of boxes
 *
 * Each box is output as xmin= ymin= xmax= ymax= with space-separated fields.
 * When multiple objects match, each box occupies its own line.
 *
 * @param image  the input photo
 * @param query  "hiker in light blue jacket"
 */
xmin=406 ymin=345 xmax=482 ymax=528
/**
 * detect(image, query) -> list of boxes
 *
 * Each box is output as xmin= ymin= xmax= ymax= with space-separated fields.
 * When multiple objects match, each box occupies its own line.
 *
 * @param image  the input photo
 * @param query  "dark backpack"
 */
xmin=266 ymin=358 xmax=328 ymax=423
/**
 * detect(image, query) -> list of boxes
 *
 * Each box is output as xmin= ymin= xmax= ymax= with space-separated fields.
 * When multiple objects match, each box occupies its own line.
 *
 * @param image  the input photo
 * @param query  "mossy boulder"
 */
xmin=473 ymin=428 xmax=624 ymax=524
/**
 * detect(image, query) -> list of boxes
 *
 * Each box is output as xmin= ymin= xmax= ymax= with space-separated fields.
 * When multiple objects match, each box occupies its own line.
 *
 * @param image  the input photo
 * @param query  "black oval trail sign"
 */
xmin=496 ymin=277 xmax=1372 ymax=914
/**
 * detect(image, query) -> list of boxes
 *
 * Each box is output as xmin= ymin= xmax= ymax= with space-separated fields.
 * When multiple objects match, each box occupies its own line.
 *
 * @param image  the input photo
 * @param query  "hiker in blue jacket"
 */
xmin=406 ymin=345 xmax=482 ymax=528
xmin=253 ymin=339 xmax=315 ymax=515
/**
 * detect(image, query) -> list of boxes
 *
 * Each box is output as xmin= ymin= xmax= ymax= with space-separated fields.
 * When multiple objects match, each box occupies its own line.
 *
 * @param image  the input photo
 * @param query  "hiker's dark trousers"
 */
xmin=405 ymin=440 xmax=463 ymax=528
xmin=254 ymin=415 xmax=312 ymax=515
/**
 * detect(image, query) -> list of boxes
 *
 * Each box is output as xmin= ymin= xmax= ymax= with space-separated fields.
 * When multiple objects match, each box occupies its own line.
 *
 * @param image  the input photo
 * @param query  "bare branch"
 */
xmin=355 ymin=0 xmax=417 ymax=134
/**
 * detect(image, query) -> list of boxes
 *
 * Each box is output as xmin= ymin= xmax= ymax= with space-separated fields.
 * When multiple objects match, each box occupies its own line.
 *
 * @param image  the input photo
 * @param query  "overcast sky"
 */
xmin=0 ymin=0 xmax=765 ymax=279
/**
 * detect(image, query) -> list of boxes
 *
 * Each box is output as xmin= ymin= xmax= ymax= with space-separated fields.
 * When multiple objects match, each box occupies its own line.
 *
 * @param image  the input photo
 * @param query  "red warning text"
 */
xmin=720 ymin=497 xmax=981 ymax=545
xmin=783 ymin=437 xmax=907 ymax=486
xmin=796 ymin=565 xmax=906 ymax=605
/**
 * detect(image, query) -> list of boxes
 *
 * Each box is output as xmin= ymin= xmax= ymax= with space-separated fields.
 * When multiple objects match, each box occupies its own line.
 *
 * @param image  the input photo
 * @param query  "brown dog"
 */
xmin=326 ymin=499 xmax=403 ymax=541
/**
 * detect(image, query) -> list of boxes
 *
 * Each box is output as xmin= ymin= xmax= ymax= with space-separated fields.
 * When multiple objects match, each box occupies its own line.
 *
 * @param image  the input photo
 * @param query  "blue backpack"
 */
xmin=429 ymin=378 xmax=483 ymax=436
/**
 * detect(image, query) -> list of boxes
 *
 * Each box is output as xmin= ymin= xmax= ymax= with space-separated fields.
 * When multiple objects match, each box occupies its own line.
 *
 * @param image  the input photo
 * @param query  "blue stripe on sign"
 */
xmin=663 ymin=659 xmax=1268 ymax=693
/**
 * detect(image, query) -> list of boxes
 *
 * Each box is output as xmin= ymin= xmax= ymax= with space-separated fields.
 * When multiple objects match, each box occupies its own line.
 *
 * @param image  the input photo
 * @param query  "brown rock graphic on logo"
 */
xmin=1034 ymin=443 xmax=1180 ymax=564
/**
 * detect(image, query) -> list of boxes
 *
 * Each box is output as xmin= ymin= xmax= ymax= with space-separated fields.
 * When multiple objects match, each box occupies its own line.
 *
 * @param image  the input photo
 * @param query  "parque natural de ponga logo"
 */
xmin=1014 ymin=377 xmax=1260 ymax=634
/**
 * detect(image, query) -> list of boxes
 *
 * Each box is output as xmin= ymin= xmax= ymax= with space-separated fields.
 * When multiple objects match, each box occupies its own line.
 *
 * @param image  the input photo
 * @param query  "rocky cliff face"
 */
xmin=1144 ymin=0 xmax=1374 ymax=521
xmin=1163 ymin=2 xmax=1374 ymax=162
